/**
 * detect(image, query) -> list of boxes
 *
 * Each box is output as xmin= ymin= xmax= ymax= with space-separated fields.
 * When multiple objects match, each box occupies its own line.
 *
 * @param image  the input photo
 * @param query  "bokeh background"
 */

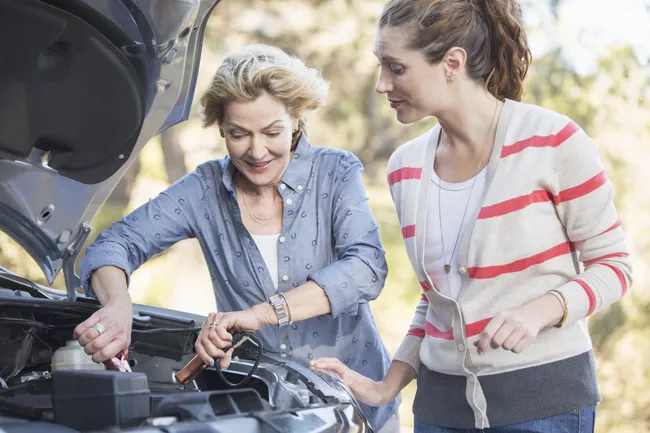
xmin=2 ymin=0 xmax=650 ymax=431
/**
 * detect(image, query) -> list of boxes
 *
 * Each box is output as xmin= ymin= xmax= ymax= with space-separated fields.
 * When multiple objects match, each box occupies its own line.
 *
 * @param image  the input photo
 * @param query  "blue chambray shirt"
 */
xmin=80 ymin=134 xmax=400 ymax=429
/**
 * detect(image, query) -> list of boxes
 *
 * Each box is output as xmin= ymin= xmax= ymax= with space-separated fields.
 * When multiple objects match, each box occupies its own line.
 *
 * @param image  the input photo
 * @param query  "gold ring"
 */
xmin=208 ymin=320 xmax=218 ymax=329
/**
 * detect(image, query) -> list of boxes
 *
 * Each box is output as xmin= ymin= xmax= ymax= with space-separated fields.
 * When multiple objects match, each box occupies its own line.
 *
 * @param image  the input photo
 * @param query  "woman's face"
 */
xmin=374 ymin=26 xmax=450 ymax=124
xmin=222 ymin=92 xmax=298 ymax=189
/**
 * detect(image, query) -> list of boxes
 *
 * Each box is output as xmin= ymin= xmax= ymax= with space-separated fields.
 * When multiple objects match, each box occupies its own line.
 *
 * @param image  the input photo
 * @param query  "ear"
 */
xmin=442 ymin=47 xmax=467 ymax=82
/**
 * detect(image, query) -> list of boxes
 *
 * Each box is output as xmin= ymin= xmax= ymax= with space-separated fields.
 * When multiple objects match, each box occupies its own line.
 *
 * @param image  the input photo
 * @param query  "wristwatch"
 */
xmin=268 ymin=294 xmax=290 ymax=327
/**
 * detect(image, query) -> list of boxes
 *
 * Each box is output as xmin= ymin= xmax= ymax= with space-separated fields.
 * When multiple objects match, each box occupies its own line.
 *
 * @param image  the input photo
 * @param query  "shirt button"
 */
xmin=282 ymin=275 xmax=289 ymax=282
xmin=286 ymin=198 xmax=293 ymax=205
xmin=280 ymin=353 xmax=287 ymax=358
xmin=297 ymin=185 xmax=303 ymax=191
xmin=280 ymin=344 xmax=287 ymax=350
xmin=279 ymin=236 xmax=286 ymax=243
xmin=280 ymin=183 xmax=287 ymax=190
xmin=458 ymin=344 xmax=465 ymax=352
xmin=459 ymin=266 xmax=467 ymax=275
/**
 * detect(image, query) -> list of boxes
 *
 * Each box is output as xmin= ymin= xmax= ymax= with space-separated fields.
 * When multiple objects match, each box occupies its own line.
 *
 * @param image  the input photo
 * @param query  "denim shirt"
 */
xmin=80 ymin=135 xmax=400 ymax=429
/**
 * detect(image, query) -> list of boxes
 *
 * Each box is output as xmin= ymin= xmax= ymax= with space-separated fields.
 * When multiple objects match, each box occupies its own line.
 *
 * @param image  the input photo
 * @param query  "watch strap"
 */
xmin=268 ymin=294 xmax=290 ymax=327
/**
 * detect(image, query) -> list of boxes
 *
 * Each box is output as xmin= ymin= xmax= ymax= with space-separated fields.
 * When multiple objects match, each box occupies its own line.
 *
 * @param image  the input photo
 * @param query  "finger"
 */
xmin=199 ymin=333 xmax=226 ymax=360
xmin=83 ymin=329 xmax=118 ymax=356
xmin=476 ymin=315 xmax=505 ymax=355
xmin=92 ymin=339 xmax=125 ymax=363
xmin=502 ymin=328 xmax=525 ymax=351
xmin=490 ymin=323 xmax=514 ymax=350
xmin=208 ymin=325 xmax=231 ymax=349
xmin=313 ymin=367 xmax=346 ymax=380
xmin=194 ymin=340 xmax=215 ymax=366
xmin=77 ymin=325 xmax=101 ymax=347
xmin=310 ymin=358 xmax=345 ymax=371
xmin=213 ymin=317 xmax=233 ymax=344
xmin=311 ymin=360 xmax=349 ymax=378
xmin=513 ymin=336 xmax=533 ymax=354
xmin=203 ymin=312 xmax=218 ymax=330
xmin=74 ymin=313 xmax=101 ymax=339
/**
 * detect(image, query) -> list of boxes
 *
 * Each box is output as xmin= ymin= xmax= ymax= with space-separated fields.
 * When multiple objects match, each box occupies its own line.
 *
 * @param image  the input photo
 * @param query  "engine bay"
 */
xmin=0 ymin=285 xmax=366 ymax=432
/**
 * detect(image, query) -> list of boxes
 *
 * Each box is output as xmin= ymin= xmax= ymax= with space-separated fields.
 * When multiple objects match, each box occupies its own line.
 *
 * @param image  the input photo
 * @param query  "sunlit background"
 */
xmin=2 ymin=1 xmax=649 ymax=431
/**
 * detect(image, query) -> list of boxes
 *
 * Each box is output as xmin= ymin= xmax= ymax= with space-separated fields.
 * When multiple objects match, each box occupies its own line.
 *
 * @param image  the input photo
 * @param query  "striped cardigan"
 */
xmin=388 ymin=99 xmax=632 ymax=429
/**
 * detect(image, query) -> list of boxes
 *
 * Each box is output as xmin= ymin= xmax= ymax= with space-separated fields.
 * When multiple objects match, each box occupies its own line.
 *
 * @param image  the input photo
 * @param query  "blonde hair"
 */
xmin=199 ymin=44 xmax=329 ymax=138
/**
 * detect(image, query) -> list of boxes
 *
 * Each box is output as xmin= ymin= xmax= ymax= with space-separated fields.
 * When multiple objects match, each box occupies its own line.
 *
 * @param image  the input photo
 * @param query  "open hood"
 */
xmin=0 ymin=0 xmax=220 ymax=297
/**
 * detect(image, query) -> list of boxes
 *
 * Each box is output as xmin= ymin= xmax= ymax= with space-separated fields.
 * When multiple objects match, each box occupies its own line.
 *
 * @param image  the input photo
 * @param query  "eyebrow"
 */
xmin=372 ymin=51 xmax=404 ymax=62
xmin=227 ymin=120 xmax=284 ymax=132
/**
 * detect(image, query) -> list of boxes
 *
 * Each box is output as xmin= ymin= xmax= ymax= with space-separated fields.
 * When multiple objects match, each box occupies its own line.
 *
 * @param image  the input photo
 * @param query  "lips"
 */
xmin=388 ymin=98 xmax=404 ymax=109
xmin=246 ymin=160 xmax=272 ymax=173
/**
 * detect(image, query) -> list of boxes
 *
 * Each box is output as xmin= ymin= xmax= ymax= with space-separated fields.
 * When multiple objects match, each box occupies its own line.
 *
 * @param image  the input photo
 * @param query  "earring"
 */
xmin=219 ymin=129 xmax=224 ymax=138
xmin=446 ymin=75 xmax=453 ymax=83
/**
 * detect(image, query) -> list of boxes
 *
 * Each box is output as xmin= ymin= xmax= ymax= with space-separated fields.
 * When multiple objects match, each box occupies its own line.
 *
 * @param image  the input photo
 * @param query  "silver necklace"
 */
xmin=437 ymin=101 xmax=499 ymax=274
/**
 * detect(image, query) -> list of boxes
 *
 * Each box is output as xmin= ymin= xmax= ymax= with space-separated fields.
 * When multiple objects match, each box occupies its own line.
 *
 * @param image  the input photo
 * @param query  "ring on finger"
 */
xmin=93 ymin=322 xmax=106 ymax=336
xmin=208 ymin=320 xmax=218 ymax=330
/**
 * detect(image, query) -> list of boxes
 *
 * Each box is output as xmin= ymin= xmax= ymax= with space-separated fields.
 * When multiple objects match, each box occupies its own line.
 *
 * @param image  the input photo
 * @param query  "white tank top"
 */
xmin=251 ymin=233 xmax=280 ymax=290
xmin=424 ymin=166 xmax=487 ymax=300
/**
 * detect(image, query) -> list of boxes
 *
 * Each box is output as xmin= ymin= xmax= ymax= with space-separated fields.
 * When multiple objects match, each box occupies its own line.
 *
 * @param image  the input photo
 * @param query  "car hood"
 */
xmin=0 ymin=0 xmax=219 ymax=296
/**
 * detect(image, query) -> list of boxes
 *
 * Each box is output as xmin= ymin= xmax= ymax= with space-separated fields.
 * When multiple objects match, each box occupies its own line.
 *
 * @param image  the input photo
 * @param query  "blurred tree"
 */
xmin=160 ymin=126 xmax=187 ymax=183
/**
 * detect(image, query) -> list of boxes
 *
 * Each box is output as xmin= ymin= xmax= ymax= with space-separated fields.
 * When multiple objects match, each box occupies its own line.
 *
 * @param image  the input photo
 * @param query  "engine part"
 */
xmin=52 ymin=370 xmax=150 ymax=431
xmin=51 ymin=340 xmax=105 ymax=372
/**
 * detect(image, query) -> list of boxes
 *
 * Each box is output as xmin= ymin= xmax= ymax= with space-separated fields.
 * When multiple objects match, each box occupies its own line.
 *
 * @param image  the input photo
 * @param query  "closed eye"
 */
xmin=229 ymin=132 xmax=246 ymax=140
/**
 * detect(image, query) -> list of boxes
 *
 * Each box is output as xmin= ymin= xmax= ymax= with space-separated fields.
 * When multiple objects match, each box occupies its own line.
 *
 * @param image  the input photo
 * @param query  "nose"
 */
xmin=375 ymin=68 xmax=393 ymax=94
xmin=248 ymin=135 xmax=267 ymax=160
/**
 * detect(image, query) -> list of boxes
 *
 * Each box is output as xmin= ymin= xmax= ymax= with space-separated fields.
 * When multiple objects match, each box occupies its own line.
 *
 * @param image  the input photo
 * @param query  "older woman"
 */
xmin=73 ymin=44 xmax=399 ymax=432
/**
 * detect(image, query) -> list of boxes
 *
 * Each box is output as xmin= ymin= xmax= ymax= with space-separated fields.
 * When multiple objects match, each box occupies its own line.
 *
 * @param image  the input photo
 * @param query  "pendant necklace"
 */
xmin=438 ymin=101 xmax=499 ymax=274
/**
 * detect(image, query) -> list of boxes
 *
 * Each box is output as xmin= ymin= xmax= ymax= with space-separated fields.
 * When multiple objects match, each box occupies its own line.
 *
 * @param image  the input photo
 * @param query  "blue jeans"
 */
xmin=414 ymin=405 xmax=596 ymax=433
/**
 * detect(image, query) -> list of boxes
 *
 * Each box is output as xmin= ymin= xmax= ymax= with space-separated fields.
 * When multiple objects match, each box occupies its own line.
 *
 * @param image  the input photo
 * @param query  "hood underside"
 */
xmin=0 ymin=0 xmax=220 ymax=293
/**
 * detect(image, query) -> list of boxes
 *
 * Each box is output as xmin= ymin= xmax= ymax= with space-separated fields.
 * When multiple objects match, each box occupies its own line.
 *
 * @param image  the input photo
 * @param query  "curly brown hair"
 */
xmin=378 ymin=0 xmax=532 ymax=101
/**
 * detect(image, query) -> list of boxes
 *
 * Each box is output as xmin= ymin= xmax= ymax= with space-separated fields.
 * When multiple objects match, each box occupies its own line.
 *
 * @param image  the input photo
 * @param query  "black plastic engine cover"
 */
xmin=153 ymin=389 xmax=270 ymax=422
xmin=52 ymin=370 xmax=150 ymax=431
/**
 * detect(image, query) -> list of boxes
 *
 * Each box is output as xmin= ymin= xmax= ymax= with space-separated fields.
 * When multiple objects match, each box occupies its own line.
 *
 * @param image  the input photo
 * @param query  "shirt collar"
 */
xmin=221 ymin=133 xmax=313 ymax=194
xmin=279 ymin=133 xmax=312 ymax=193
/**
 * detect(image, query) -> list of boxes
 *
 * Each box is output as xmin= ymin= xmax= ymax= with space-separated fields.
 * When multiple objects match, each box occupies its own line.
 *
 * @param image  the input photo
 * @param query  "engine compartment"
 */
xmin=0 ymin=288 xmax=365 ymax=432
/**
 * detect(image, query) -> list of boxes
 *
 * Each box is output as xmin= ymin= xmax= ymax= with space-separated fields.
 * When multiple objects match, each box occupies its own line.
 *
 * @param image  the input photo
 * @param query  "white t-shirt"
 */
xmin=251 ymin=233 xmax=280 ymax=290
xmin=424 ymin=166 xmax=487 ymax=300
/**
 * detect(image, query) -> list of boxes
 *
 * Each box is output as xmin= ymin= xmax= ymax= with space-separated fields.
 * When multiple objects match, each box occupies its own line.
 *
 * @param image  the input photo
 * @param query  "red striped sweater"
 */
xmin=387 ymin=99 xmax=632 ymax=428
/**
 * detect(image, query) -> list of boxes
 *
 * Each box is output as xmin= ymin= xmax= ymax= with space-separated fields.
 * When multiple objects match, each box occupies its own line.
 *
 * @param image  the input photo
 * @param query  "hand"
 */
xmin=310 ymin=358 xmax=395 ymax=406
xmin=474 ymin=293 xmax=564 ymax=355
xmin=194 ymin=308 xmax=265 ymax=369
xmin=74 ymin=293 xmax=133 ymax=362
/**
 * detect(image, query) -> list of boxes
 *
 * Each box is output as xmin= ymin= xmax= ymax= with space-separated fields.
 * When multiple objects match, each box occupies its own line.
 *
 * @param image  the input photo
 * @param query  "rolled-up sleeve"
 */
xmin=80 ymin=174 xmax=198 ymax=297
xmin=307 ymin=156 xmax=388 ymax=317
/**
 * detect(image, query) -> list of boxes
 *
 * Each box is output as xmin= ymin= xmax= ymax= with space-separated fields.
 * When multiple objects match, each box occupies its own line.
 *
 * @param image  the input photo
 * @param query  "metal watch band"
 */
xmin=268 ymin=294 xmax=290 ymax=327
